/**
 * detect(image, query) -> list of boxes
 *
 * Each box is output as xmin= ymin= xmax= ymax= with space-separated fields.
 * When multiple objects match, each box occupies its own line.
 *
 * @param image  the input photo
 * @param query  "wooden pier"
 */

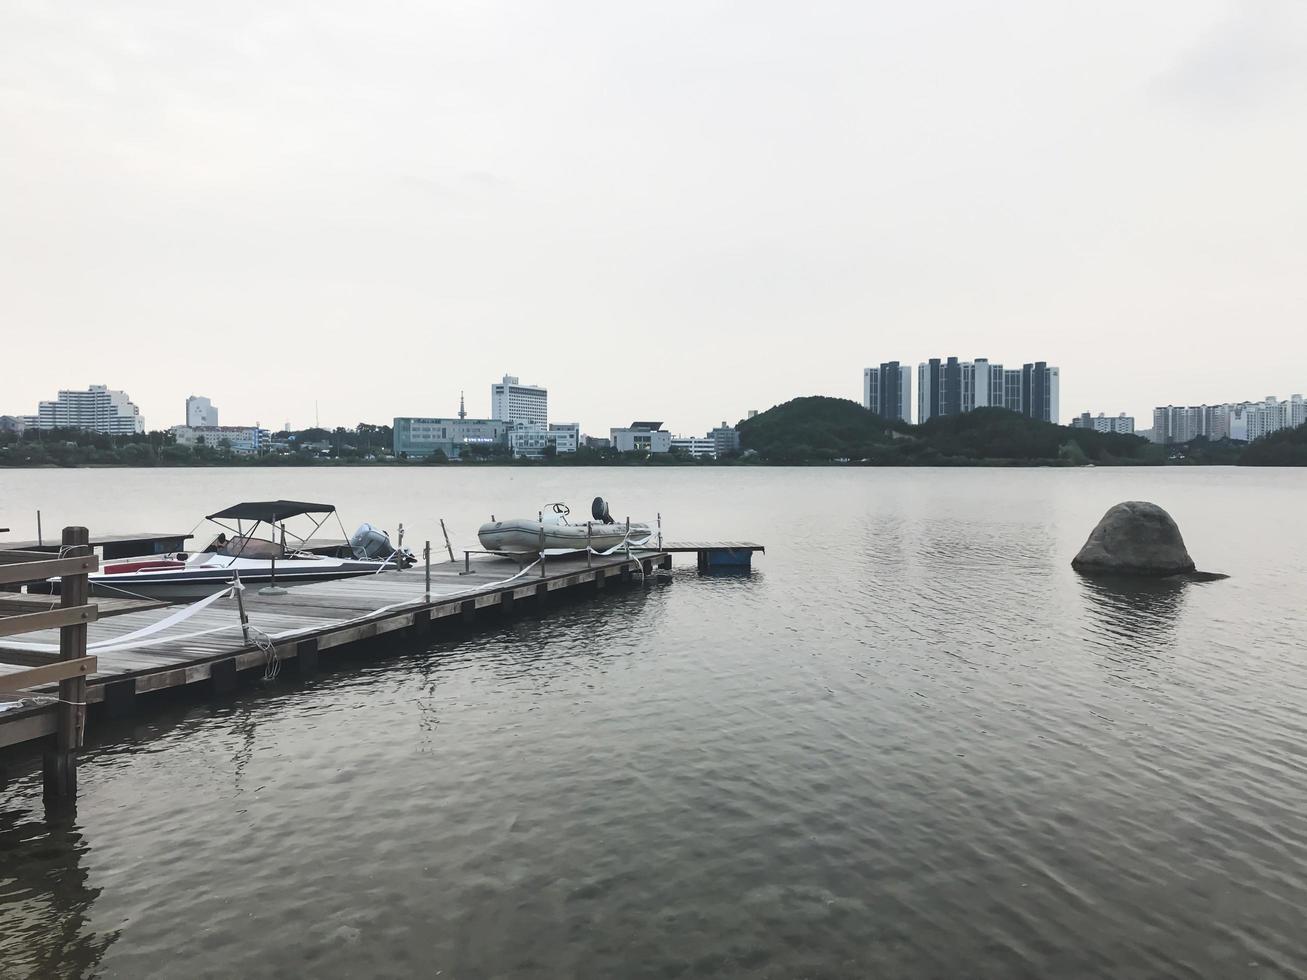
xmin=0 ymin=544 xmax=674 ymax=761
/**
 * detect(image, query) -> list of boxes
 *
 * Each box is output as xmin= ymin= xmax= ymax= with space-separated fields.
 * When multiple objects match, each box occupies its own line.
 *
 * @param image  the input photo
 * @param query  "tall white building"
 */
xmin=186 ymin=395 xmax=218 ymax=427
xmin=490 ymin=375 xmax=548 ymax=426
xmin=862 ymin=362 xmax=913 ymax=422
xmin=25 ymin=385 xmax=145 ymax=434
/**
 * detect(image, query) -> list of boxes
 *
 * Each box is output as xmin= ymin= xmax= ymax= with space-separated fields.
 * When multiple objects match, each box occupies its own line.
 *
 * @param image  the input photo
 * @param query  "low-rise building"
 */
xmin=505 ymin=422 xmax=581 ymax=459
xmin=671 ymin=435 xmax=716 ymax=459
xmin=548 ymin=423 xmax=580 ymax=454
xmin=611 ymin=422 xmax=671 ymax=454
xmin=1070 ymin=412 xmax=1135 ymax=435
xmin=171 ymin=425 xmax=268 ymax=455
xmin=393 ymin=416 xmax=509 ymax=459
xmin=709 ymin=421 xmax=741 ymax=455
xmin=508 ymin=424 xmax=549 ymax=459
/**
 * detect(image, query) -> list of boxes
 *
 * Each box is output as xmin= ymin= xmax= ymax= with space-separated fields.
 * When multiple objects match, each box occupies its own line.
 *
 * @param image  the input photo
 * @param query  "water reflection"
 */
xmin=1078 ymin=575 xmax=1188 ymax=650
xmin=0 ymin=807 xmax=116 ymax=978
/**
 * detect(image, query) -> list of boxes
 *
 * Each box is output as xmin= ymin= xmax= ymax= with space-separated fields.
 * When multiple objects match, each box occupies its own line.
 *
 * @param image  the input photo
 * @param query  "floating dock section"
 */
xmin=0 ymin=547 xmax=672 ymax=755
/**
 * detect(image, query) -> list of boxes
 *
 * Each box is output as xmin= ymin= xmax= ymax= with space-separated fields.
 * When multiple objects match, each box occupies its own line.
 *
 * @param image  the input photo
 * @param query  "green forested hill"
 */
xmin=1239 ymin=423 xmax=1307 ymax=465
xmin=736 ymin=398 xmax=1158 ymax=464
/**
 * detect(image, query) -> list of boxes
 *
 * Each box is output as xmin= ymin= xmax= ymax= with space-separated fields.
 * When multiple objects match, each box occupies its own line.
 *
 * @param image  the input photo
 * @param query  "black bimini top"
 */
xmin=205 ymin=500 xmax=336 ymax=523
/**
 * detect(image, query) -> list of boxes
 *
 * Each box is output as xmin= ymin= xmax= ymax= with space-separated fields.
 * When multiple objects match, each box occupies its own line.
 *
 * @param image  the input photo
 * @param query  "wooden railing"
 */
xmin=0 ymin=526 xmax=99 ymax=800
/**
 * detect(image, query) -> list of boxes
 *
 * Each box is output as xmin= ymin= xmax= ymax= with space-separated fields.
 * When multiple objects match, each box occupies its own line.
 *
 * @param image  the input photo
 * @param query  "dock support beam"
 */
xmin=104 ymin=679 xmax=137 ymax=720
xmin=296 ymin=638 xmax=320 ymax=676
xmin=43 ymin=526 xmax=91 ymax=804
xmin=211 ymin=658 xmax=238 ymax=696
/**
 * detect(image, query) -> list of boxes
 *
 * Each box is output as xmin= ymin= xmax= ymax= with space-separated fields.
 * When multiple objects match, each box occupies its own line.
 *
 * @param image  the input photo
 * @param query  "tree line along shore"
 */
xmin=2 ymin=398 xmax=1304 ymax=467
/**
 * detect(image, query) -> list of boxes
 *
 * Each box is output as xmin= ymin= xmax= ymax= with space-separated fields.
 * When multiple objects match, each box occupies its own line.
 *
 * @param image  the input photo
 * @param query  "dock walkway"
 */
xmin=0 ymin=548 xmax=669 ymax=751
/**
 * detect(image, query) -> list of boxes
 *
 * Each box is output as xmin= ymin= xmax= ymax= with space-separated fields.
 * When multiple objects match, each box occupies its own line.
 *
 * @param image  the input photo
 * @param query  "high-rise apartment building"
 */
xmin=1151 ymin=395 xmax=1306 ymax=444
xmin=862 ymin=362 xmax=913 ymax=422
xmin=490 ymin=375 xmax=548 ymax=426
xmin=186 ymin=395 xmax=218 ymax=427
xmin=917 ymin=356 xmax=1056 ymax=422
xmin=23 ymin=385 xmax=145 ymax=435
xmin=1002 ymin=369 xmax=1023 ymax=412
xmin=1021 ymin=362 xmax=1060 ymax=423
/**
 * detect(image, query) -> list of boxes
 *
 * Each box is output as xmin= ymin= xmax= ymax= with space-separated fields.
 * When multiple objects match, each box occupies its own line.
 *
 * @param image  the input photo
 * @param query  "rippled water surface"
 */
xmin=2 ymin=467 xmax=1306 ymax=979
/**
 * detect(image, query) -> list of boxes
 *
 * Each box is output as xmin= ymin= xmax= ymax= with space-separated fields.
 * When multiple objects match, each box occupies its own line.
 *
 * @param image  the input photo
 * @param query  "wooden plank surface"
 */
xmin=0 ymin=550 xmax=664 ymax=749
xmin=660 ymin=542 xmax=765 ymax=552
xmin=0 ymin=593 xmax=165 ymax=618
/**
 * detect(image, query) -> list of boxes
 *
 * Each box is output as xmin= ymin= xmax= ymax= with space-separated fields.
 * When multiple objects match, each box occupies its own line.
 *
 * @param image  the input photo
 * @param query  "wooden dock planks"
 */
xmin=0 ymin=549 xmax=668 ymax=748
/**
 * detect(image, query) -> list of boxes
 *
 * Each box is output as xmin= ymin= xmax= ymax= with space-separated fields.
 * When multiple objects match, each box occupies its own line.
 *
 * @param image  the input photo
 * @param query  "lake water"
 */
xmin=2 ymin=467 xmax=1306 ymax=979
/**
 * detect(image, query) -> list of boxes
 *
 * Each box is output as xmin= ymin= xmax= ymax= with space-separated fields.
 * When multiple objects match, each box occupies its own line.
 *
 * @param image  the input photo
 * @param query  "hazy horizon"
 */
xmin=4 ymin=1 xmax=1305 ymax=435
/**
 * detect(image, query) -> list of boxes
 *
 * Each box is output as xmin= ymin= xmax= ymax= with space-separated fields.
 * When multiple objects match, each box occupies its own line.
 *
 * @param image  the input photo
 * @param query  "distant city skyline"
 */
xmin=7 ymin=366 xmax=1306 ymax=440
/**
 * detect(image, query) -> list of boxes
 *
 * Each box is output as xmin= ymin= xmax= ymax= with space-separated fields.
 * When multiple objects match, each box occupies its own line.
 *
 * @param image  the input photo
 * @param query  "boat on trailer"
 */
xmin=478 ymin=498 xmax=650 ymax=553
xmin=71 ymin=500 xmax=415 ymax=602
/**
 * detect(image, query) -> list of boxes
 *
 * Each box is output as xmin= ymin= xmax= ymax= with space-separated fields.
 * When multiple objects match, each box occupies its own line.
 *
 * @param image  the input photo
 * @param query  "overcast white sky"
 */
xmin=3 ymin=0 xmax=1305 ymax=434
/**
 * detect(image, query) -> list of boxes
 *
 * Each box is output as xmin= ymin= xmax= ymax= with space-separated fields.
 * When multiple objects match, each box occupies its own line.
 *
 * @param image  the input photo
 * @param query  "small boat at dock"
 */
xmin=56 ymin=501 xmax=414 ymax=602
xmin=478 ymin=499 xmax=650 ymax=553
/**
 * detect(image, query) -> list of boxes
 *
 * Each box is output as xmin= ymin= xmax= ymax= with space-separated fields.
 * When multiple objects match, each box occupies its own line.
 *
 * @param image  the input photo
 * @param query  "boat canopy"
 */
xmin=205 ymin=500 xmax=336 ymax=523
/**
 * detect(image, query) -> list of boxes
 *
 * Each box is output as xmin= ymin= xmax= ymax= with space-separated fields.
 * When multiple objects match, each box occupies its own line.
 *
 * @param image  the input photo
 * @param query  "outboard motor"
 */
xmin=350 ymin=523 xmax=417 ymax=568
xmin=591 ymin=497 xmax=615 ymax=525
xmin=350 ymin=523 xmax=395 ymax=560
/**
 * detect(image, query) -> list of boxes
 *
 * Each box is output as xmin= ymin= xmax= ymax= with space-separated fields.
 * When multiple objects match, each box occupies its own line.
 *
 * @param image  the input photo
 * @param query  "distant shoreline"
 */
xmin=0 ymin=459 xmax=1253 ymax=470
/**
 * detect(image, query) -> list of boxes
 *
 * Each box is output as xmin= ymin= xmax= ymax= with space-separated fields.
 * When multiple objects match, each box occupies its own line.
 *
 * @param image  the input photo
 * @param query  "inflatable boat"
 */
xmin=477 ymin=499 xmax=650 ymax=553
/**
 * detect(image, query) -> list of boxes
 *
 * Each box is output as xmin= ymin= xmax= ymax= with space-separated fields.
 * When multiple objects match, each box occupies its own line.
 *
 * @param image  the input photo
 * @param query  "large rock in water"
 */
xmin=1072 ymin=501 xmax=1196 ymax=576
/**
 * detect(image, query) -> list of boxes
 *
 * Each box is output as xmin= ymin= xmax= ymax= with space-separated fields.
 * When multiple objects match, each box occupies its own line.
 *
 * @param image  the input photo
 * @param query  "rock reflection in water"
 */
xmin=1078 ymin=575 xmax=1189 ymax=649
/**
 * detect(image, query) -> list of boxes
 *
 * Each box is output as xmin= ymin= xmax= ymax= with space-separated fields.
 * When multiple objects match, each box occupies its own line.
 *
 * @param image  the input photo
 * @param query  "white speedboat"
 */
xmin=77 ymin=500 xmax=415 ymax=602
xmin=478 ymin=499 xmax=650 ymax=553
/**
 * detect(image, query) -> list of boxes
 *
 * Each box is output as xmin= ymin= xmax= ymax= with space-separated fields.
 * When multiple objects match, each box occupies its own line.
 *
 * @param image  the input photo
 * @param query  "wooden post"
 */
xmin=233 ymin=571 xmax=250 ymax=643
xmin=657 ymin=513 xmax=662 ymax=550
xmin=43 ymin=526 xmax=89 ymax=802
xmin=440 ymin=519 xmax=455 ymax=562
xmin=424 ymin=540 xmax=431 ymax=602
xmin=586 ymin=522 xmax=593 ymax=568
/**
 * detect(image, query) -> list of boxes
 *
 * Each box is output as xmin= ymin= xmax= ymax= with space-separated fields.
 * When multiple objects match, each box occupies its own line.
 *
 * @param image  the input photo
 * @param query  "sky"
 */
xmin=2 ymin=0 xmax=1305 ymax=435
